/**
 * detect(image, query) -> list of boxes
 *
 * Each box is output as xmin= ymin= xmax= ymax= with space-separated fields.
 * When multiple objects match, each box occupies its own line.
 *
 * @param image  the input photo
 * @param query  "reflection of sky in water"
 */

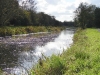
xmin=3 ymin=28 xmax=75 ymax=75
xmin=35 ymin=30 xmax=74 ymax=57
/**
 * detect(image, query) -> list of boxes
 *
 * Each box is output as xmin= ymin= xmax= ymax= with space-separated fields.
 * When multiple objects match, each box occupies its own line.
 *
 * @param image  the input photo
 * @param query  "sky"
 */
xmin=35 ymin=0 xmax=100 ymax=22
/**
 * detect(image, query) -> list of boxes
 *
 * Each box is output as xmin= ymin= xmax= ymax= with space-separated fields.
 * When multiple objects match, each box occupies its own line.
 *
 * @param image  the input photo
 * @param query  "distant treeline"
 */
xmin=74 ymin=2 xmax=100 ymax=29
xmin=0 ymin=0 xmax=74 ymax=27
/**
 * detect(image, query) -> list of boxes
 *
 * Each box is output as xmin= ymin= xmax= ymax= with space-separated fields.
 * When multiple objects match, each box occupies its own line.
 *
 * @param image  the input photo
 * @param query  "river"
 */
xmin=0 ymin=28 xmax=75 ymax=75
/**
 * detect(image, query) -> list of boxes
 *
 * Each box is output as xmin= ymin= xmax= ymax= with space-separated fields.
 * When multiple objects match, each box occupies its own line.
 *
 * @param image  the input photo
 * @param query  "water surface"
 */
xmin=0 ymin=28 xmax=75 ymax=75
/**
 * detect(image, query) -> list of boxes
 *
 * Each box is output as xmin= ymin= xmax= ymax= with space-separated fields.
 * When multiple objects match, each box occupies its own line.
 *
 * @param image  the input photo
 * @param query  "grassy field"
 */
xmin=31 ymin=28 xmax=100 ymax=75
xmin=0 ymin=26 xmax=64 ymax=36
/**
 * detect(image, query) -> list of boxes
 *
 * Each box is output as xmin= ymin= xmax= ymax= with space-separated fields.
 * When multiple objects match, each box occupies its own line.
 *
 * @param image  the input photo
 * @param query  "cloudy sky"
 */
xmin=35 ymin=0 xmax=100 ymax=22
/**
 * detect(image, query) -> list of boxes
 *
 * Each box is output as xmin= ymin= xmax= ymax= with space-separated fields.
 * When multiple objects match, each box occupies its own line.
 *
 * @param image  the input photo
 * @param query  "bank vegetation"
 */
xmin=31 ymin=28 xmax=100 ymax=75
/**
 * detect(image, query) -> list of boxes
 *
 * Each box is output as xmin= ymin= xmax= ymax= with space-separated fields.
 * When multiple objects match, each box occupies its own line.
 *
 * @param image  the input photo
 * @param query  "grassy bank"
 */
xmin=31 ymin=28 xmax=100 ymax=75
xmin=0 ymin=26 xmax=64 ymax=36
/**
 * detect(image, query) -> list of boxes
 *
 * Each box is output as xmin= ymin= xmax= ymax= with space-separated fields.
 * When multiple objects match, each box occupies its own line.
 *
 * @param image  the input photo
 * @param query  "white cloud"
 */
xmin=74 ymin=0 xmax=90 ymax=7
xmin=56 ymin=14 xmax=73 ymax=22
xmin=36 ymin=0 xmax=91 ymax=22
xmin=36 ymin=0 xmax=48 ymax=10
xmin=46 ymin=0 xmax=59 ymax=5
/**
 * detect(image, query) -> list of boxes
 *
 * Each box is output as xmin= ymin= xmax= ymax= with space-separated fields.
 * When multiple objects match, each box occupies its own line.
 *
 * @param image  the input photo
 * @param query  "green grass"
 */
xmin=0 ymin=26 xmax=64 ymax=36
xmin=30 ymin=55 xmax=66 ymax=75
xmin=31 ymin=28 xmax=100 ymax=75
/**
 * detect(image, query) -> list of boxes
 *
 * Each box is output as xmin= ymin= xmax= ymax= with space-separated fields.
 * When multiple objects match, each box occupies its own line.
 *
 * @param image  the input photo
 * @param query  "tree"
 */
xmin=21 ymin=0 xmax=36 ymax=11
xmin=37 ymin=12 xmax=62 ymax=26
xmin=74 ymin=2 xmax=96 ymax=29
xmin=20 ymin=0 xmax=37 ymax=25
xmin=10 ymin=0 xmax=37 ymax=26
xmin=94 ymin=7 xmax=100 ymax=28
xmin=0 ymin=0 xmax=19 ymax=26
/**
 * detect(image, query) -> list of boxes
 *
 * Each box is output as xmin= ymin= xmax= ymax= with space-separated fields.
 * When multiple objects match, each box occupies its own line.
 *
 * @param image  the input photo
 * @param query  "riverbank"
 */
xmin=0 ymin=26 xmax=65 ymax=36
xmin=31 ymin=28 xmax=100 ymax=75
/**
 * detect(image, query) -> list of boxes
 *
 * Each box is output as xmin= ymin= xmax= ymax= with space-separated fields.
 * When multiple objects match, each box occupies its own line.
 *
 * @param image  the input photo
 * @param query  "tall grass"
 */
xmin=0 ymin=26 xmax=64 ymax=36
xmin=31 ymin=55 xmax=66 ymax=75
xmin=31 ymin=28 xmax=100 ymax=75
xmin=62 ymin=28 xmax=100 ymax=75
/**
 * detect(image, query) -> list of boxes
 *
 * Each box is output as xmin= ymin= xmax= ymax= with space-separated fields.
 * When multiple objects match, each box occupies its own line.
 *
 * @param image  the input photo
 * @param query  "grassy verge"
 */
xmin=0 ymin=26 xmax=65 ymax=36
xmin=31 ymin=28 xmax=100 ymax=75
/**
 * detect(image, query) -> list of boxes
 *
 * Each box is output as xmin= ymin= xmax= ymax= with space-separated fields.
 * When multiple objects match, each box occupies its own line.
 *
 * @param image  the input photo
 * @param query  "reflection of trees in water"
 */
xmin=0 ymin=44 xmax=19 ymax=69
xmin=0 ymin=33 xmax=59 ymax=72
xmin=0 ymin=43 xmax=34 ymax=70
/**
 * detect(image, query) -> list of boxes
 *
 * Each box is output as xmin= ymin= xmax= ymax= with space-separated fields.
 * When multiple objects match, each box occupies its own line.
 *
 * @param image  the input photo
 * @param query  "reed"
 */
xmin=0 ymin=26 xmax=65 ymax=36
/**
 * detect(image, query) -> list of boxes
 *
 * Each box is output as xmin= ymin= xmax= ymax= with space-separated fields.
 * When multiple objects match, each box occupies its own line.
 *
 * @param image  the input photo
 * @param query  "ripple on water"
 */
xmin=0 ymin=29 xmax=75 ymax=75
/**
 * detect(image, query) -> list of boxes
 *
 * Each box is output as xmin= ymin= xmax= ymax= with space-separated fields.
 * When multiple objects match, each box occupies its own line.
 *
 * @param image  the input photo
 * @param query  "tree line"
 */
xmin=0 ymin=0 xmax=74 ymax=27
xmin=74 ymin=2 xmax=100 ymax=29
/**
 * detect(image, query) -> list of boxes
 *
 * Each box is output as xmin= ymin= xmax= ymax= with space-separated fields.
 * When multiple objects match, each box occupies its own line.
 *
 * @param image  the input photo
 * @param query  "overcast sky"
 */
xmin=35 ymin=0 xmax=100 ymax=22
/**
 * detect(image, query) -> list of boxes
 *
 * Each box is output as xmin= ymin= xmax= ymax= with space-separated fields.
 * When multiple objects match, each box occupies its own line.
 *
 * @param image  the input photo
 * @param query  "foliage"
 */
xmin=0 ymin=0 xmax=19 ymax=26
xmin=62 ymin=28 xmax=100 ymax=74
xmin=0 ymin=26 xmax=64 ymax=36
xmin=31 ymin=55 xmax=66 ymax=75
xmin=0 ymin=0 xmax=75 ymax=27
xmin=74 ymin=2 xmax=100 ymax=28
xmin=74 ymin=2 xmax=96 ymax=29
xmin=0 ymin=0 xmax=68 ymax=27
xmin=94 ymin=7 xmax=100 ymax=28
xmin=21 ymin=0 xmax=36 ymax=11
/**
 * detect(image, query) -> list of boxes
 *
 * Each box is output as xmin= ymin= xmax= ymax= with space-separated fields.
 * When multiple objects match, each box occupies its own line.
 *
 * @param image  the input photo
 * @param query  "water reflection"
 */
xmin=0 ymin=32 xmax=58 ymax=74
xmin=0 ymin=28 xmax=75 ymax=74
xmin=35 ymin=29 xmax=74 ymax=57
xmin=0 ymin=44 xmax=18 ymax=69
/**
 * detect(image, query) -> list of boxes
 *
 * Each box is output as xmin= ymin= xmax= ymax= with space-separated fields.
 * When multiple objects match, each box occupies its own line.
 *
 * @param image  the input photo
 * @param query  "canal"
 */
xmin=0 ymin=27 xmax=75 ymax=75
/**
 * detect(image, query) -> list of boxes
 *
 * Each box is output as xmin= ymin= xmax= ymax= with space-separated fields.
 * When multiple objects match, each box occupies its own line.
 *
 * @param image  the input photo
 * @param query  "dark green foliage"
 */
xmin=94 ymin=7 xmax=100 ymax=28
xmin=36 ymin=12 xmax=63 ymax=26
xmin=63 ymin=21 xmax=74 ymax=27
xmin=0 ymin=0 xmax=19 ymax=26
xmin=74 ymin=2 xmax=100 ymax=28
xmin=74 ymin=2 xmax=96 ymax=29
xmin=0 ymin=0 xmax=65 ymax=27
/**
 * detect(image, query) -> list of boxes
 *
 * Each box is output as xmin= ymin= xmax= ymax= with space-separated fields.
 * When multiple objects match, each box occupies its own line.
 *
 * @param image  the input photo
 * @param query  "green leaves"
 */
xmin=74 ymin=2 xmax=96 ymax=29
xmin=0 ymin=0 xmax=19 ymax=26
